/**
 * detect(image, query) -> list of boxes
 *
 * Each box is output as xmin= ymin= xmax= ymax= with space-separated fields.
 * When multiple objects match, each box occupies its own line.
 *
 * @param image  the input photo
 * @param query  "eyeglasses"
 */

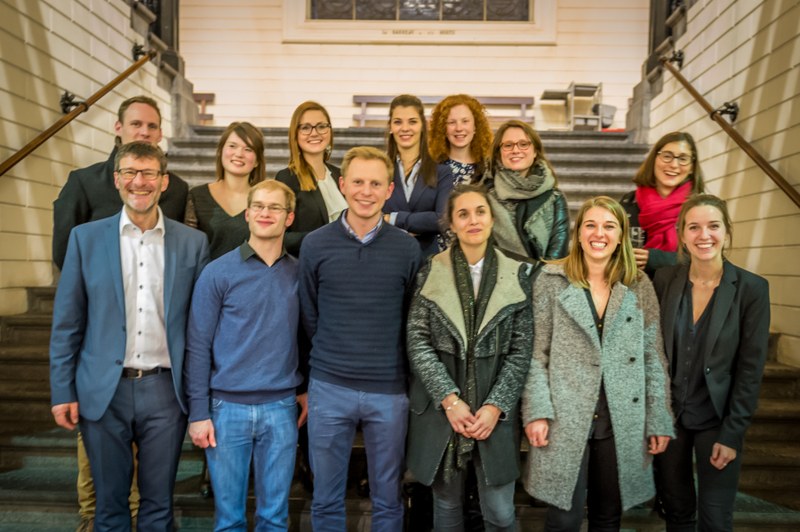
xmin=249 ymin=203 xmax=289 ymax=214
xmin=117 ymin=168 xmax=162 ymax=181
xmin=657 ymin=151 xmax=693 ymax=166
xmin=298 ymin=123 xmax=331 ymax=135
xmin=500 ymin=140 xmax=532 ymax=152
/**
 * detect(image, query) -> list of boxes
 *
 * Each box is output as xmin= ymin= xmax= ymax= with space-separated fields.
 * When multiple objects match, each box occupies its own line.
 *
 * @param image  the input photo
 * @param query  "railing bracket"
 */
xmin=713 ymin=102 xmax=739 ymax=123
xmin=60 ymin=91 xmax=86 ymax=115
xmin=667 ymin=50 xmax=684 ymax=70
xmin=132 ymin=43 xmax=146 ymax=61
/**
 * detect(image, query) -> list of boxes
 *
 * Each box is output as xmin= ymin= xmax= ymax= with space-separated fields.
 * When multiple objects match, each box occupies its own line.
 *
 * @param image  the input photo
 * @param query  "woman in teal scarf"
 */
xmin=407 ymin=184 xmax=533 ymax=531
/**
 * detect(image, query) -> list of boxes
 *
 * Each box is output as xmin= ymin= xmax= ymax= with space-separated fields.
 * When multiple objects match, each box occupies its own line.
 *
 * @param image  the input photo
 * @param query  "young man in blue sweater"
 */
xmin=185 ymin=180 xmax=307 ymax=530
xmin=299 ymin=146 xmax=423 ymax=531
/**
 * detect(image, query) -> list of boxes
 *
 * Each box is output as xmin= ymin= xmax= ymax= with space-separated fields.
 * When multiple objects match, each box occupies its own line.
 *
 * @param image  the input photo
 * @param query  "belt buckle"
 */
xmin=133 ymin=368 xmax=144 ymax=379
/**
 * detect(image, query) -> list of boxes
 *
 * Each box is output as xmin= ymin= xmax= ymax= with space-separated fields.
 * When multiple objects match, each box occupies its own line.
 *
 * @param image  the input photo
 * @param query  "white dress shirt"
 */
xmin=317 ymin=167 xmax=348 ymax=222
xmin=119 ymin=207 xmax=170 ymax=370
xmin=470 ymin=257 xmax=485 ymax=297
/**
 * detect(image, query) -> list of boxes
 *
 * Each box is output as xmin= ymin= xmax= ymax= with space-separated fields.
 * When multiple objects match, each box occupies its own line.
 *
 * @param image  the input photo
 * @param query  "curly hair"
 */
xmin=429 ymin=94 xmax=493 ymax=173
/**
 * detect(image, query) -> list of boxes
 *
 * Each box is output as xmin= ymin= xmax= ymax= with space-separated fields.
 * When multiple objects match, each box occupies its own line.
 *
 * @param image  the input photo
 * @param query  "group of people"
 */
xmin=48 ymin=93 xmax=770 ymax=532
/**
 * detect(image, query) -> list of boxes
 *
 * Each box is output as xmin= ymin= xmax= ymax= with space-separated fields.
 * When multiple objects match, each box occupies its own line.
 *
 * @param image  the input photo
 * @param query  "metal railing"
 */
xmin=0 ymin=46 xmax=156 ymax=178
xmin=661 ymin=51 xmax=800 ymax=209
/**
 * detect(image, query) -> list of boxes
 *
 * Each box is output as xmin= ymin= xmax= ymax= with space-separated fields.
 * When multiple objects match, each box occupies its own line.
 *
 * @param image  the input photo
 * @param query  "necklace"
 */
xmin=690 ymin=271 xmax=722 ymax=287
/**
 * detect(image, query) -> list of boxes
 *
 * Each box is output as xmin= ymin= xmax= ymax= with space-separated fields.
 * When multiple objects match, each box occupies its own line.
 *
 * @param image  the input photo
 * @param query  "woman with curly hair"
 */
xmin=479 ymin=120 xmax=569 ymax=268
xmin=275 ymin=101 xmax=347 ymax=256
xmin=383 ymin=94 xmax=454 ymax=256
xmin=185 ymin=121 xmax=265 ymax=259
xmin=620 ymin=131 xmax=705 ymax=277
xmin=429 ymin=94 xmax=493 ymax=186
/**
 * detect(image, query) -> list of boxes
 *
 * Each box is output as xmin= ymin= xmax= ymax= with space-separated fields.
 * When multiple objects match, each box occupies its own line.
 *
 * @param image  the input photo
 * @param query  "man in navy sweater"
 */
xmin=185 ymin=180 xmax=307 ymax=530
xmin=299 ymin=146 xmax=422 ymax=531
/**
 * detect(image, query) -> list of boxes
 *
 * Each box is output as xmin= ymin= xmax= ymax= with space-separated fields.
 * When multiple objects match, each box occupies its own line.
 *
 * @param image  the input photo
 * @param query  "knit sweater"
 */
xmin=299 ymin=217 xmax=422 ymax=394
xmin=184 ymin=243 xmax=302 ymax=422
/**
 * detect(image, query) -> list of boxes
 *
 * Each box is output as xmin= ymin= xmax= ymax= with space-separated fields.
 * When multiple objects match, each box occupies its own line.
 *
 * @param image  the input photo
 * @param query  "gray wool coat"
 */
xmin=521 ymin=264 xmax=675 ymax=511
xmin=406 ymin=249 xmax=533 ymax=487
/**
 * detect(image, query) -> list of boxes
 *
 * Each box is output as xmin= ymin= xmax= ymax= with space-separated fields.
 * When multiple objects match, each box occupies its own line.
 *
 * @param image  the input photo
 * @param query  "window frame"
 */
xmin=282 ymin=0 xmax=556 ymax=45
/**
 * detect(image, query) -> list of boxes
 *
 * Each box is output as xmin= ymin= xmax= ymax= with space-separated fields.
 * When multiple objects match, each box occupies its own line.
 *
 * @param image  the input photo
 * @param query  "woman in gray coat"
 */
xmin=522 ymin=196 xmax=675 ymax=531
xmin=407 ymin=184 xmax=533 ymax=531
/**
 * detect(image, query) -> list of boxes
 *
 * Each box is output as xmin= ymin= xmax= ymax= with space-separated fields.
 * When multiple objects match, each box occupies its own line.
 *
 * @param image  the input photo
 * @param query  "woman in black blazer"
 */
xmin=653 ymin=194 xmax=770 ymax=532
xmin=275 ymin=101 xmax=347 ymax=256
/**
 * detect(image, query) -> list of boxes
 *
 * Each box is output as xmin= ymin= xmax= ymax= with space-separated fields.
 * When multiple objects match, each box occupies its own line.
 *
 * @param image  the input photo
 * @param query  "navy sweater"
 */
xmin=185 ymin=244 xmax=302 ymax=422
xmin=299 ymin=218 xmax=422 ymax=394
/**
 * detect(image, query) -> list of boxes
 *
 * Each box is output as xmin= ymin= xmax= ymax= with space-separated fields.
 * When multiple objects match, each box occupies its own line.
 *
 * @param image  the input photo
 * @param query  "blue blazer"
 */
xmin=384 ymin=163 xmax=454 ymax=257
xmin=49 ymin=212 xmax=210 ymax=421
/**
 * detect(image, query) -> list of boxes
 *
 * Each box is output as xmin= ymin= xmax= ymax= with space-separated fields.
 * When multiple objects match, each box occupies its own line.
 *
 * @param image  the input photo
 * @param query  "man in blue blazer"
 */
xmin=49 ymin=141 xmax=209 ymax=532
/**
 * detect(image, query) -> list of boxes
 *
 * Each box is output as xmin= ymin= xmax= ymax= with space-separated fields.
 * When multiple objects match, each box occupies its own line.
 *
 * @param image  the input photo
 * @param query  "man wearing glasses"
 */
xmin=185 ymin=180 xmax=307 ymax=530
xmin=53 ymin=95 xmax=188 ymax=271
xmin=49 ymin=141 xmax=209 ymax=531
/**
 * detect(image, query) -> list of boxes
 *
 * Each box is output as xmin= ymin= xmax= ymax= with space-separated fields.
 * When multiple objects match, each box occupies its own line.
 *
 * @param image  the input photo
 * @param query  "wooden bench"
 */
xmin=193 ymin=92 xmax=215 ymax=123
xmin=352 ymin=95 xmax=535 ymax=127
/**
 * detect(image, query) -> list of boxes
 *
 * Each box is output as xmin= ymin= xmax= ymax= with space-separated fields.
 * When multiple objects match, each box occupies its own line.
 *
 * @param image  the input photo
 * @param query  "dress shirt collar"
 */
xmin=340 ymin=209 xmax=382 ymax=244
xmin=239 ymin=241 xmax=288 ymax=264
xmin=119 ymin=207 xmax=166 ymax=236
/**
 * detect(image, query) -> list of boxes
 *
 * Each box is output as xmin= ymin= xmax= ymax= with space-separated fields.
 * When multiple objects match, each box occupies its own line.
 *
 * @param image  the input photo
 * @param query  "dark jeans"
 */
xmin=654 ymin=423 xmax=741 ymax=532
xmin=545 ymin=437 xmax=621 ymax=532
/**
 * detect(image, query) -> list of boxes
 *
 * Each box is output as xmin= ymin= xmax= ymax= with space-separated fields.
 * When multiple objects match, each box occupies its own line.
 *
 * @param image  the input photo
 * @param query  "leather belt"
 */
xmin=121 ymin=367 xmax=170 ymax=379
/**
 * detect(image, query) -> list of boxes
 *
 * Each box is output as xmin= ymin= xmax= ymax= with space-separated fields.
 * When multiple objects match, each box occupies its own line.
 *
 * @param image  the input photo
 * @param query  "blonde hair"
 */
xmin=557 ymin=196 xmax=638 ymax=288
xmin=288 ymin=101 xmax=334 ymax=192
xmin=341 ymin=146 xmax=393 ymax=184
xmin=247 ymin=179 xmax=296 ymax=213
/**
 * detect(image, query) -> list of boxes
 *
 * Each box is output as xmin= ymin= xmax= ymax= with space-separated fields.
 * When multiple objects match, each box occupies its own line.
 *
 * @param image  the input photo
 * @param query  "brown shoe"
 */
xmin=76 ymin=517 xmax=94 ymax=532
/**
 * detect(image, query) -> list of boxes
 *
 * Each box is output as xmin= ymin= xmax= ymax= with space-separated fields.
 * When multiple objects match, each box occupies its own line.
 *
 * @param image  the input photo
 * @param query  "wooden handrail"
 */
xmin=660 ymin=55 xmax=800 ymax=209
xmin=0 ymin=49 xmax=157 ymax=178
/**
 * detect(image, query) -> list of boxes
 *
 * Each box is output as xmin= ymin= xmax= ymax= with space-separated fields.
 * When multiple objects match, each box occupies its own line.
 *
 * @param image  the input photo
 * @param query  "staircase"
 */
xmin=1 ymin=128 xmax=799 ymax=531
xmin=167 ymin=126 xmax=646 ymax=222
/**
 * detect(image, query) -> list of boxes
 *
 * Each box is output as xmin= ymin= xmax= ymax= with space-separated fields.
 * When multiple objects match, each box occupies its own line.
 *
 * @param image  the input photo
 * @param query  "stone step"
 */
xmin=760 ymin=362 xmax=800 ymax=399
xmin=740 ymin=442 xmax=800 ymax=495
xmin=0 ymin=315 xmax=52 ymax=346
xmin=748 ymin=399 xmax=800 ymax=441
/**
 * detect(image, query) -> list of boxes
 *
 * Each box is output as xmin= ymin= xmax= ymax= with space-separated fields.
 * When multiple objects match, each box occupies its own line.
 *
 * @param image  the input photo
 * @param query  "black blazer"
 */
xmin=52 ymin=148 xmax=188 ymax=269
xmin=274 ymin=164 xmax=342 ymax=257
xmin=653 ymin=261 xmax=770 ymax=451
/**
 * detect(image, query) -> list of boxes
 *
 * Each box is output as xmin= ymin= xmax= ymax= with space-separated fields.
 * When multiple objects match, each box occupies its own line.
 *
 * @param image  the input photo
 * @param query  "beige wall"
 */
xmin=180 ymin=0 xmax=650 ymax=129
xmin=0 ymin=0 xmax=173 ymax=314
xmin=649 ymin=0 xmax=800 ymax=364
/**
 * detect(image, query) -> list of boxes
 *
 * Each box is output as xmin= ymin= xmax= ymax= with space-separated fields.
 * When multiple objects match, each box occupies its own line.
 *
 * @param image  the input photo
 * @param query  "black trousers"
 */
xmin=545 ymin=436 xmax=622 ymax=532
xmin=654 ymin=423 xmax=741 ymax=532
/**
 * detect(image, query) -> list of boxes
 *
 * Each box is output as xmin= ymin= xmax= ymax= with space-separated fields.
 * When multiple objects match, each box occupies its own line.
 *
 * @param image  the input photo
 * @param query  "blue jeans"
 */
xmin=431 ymin=456 xmax=517 ymax=532
xmin=206 ymin=396 xmax=299 ymax=532
xmin=308 ymin=378 xmax=408 ymax=532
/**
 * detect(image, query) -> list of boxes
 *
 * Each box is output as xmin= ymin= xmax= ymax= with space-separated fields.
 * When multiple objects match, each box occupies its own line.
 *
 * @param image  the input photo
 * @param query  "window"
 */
xmin=311 ymin=1 xmax=530 ymax=22
xmin=283 ymin=0 xmax=555 ymax=45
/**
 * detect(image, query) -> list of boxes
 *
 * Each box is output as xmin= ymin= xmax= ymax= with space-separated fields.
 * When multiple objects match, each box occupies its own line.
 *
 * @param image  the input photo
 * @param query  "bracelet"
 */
xmin=445 ymin=398 xmax=461 ymax=411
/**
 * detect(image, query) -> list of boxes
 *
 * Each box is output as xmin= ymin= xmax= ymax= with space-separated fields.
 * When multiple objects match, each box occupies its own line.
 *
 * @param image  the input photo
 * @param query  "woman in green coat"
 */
xmin=407 ymin=184 xmax=533 ymax=531
xmin=522 ymin=196 xmax=675 ymax=531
